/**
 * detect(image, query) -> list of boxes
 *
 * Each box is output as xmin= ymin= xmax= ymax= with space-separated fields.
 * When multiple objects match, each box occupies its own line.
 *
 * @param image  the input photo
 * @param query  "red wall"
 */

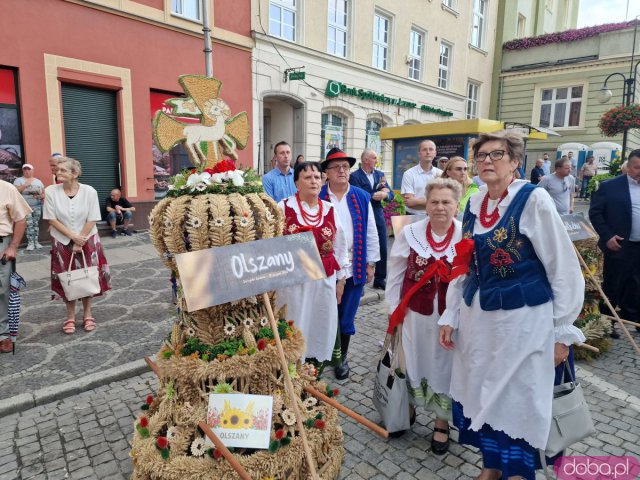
xmin=0 ymin=0 xmax=253 ymax=201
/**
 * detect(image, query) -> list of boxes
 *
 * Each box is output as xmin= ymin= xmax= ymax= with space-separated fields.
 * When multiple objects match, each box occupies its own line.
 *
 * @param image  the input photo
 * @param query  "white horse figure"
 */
xmin=183 ymin=98 xmax=231 ymax=165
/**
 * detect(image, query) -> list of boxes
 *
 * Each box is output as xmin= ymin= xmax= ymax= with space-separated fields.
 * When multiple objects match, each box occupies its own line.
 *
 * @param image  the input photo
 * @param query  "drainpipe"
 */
xmin=203 ymin=0 xmax=213 ymax=76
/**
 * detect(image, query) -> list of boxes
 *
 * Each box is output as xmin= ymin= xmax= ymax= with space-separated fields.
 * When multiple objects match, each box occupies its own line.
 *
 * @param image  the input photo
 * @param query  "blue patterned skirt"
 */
xmin=454 ymin=348 xmax=575 ymax=480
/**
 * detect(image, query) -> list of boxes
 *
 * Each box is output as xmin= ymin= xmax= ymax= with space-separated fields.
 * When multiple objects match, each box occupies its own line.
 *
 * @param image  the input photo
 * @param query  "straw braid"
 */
xmin=185 ymin=195 xmax=210 ymax=251
xmin=207 ymin=195 xmax=233 ymax=247
xmin=149 ymin=197 xmax=175 ymax=269
xmin=227 ymin=193 xmax=255 ymax=244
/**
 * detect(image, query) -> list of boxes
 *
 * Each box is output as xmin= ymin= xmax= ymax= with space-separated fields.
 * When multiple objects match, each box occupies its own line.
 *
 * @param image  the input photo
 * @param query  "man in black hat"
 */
xmin=320 ymin=147 xmax=380 ymax=379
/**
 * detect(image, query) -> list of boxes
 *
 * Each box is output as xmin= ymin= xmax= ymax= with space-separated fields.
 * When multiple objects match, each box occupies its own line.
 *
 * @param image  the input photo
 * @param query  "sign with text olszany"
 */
xmin=175 ymin=231 xmax=325 ymax=311
xmin=560 ymin=213 xmax=597 ymax=242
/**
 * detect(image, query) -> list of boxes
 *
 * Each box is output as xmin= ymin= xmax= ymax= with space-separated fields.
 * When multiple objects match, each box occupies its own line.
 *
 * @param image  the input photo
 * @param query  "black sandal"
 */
xmin=431 ymin=426 xmax=450 ymax=455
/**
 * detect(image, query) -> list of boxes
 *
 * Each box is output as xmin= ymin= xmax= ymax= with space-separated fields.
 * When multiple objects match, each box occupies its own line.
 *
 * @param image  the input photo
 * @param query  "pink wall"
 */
xmin=0 ymin=0 xmax=253 ymax=201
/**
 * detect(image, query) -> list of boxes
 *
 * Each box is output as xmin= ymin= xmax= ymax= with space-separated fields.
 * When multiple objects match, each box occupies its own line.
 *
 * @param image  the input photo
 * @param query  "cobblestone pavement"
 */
xmin=0 ymin=233 xmax=174 ymax=403
xmin=1 ymin=297 xmax=638 ymax=480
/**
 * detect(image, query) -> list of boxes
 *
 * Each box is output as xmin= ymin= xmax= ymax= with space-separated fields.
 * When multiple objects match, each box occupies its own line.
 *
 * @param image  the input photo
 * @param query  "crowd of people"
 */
xmin=0 ymin=134 xmax=637 ymax=479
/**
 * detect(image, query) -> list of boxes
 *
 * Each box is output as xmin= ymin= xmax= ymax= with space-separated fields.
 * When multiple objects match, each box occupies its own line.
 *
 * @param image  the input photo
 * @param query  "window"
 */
xmin=0 ymin=68 xmax=24 ymax=182
xmin=321 ymin=113 xmax=345 ymax=159
xmin=270 ymin=0 xmax=296 ymax=42
xmin=539 ymin=86 xmax=583 ymax=128
xmin=517 ymin=14 xmax=526 ymax=38
xmin=372 ymin=13 xmax=390 ymax=70
xmin=328 ymin=0 xmax=348 ymax=57
xmin=366 ymin=119 xmax=382 ymax=156
xmin=172 ymin=0 xmax=201 ymax=21
xmin=466 ymin=83 xmax=480 ymax=119
xmin=408 ymin=29 xmax=424 ymax=81
xmin=471 ymin=0 xmax=487 ymax=49
xmin=438 ymin=42 xmax=452 ymax=89
xmin=442 ymin=0 xmax=455 ymax=8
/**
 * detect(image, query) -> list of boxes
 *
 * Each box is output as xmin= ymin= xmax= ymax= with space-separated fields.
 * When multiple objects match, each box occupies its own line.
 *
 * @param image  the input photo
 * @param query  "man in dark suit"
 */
xmin=589 ymin=150 xmax=640 ymax=337
xmin=349 ymin=149 xmax=394 ymax=289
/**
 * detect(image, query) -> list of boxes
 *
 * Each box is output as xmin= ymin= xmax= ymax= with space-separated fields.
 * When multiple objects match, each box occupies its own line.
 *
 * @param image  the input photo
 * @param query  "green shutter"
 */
xmin=61 ymin=84 xmax=120 ymax=213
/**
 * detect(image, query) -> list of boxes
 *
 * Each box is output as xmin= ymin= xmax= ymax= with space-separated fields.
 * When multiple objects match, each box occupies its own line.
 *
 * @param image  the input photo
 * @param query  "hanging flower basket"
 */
xmin=598 ymin=103 xmax=640 ymax=137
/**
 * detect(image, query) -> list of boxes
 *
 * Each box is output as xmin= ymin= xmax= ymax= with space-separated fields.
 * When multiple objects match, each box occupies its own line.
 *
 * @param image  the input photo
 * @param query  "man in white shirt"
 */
xmin=542 ymin=152 xmax=552 ymax=176
xmin=401 ymin=140 xmax=442 ymax=214
xmin=320 ymin=147 xmax=380 ymax=379
xmin=538 ymin=158 xmax=575 ymax=215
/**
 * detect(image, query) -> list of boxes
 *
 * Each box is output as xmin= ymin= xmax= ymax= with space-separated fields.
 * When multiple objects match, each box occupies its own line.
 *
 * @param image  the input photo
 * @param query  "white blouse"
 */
xmin=43 ymin=183 xmax=101 ymax=245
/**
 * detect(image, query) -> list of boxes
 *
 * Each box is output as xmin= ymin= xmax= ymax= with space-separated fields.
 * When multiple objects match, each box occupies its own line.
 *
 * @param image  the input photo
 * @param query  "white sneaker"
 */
xmin=26 ymin=244 xmax=35 ymax=251
xmin=35 ymin=243 xmax=44 ymax=249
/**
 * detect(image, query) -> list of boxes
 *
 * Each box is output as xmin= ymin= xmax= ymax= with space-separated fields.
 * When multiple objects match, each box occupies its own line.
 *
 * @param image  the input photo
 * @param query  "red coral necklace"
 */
xmin=426 ymin=223 xmax=455 ymax=253
xmin=479 ymin=182 xmax=512 ymax=228
xmin=296 ymin=193 xmax=323 ymax=227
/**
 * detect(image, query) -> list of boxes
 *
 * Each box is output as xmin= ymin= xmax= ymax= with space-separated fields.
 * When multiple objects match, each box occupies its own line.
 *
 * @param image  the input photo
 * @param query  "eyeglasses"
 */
xmin=326 ymin=165 xmax=350 ymax=172
xmin=476 ymin=150 xmax=507 ymax=162
xmin=451 ymin=166 xmax=468 ymax=172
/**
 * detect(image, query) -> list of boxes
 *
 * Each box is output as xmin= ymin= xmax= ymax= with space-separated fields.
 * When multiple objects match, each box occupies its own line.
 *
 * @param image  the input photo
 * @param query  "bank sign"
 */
xmin=324 ymin=80 xmax=453 ymax=117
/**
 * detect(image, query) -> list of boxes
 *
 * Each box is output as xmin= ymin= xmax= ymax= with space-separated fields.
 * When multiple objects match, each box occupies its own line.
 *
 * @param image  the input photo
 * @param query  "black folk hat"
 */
xmin=321 ymin=147 xmax=356 ymax=171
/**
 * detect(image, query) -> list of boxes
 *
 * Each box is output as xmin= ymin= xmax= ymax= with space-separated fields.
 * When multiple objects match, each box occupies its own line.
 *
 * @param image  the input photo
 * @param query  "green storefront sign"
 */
xmin=324 ymin=80 xmax=453 ymax=117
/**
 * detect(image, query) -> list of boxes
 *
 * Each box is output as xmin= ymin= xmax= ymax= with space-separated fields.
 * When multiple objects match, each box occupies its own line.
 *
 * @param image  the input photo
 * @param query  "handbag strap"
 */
xmin=67 ymin=249 xmax=88 ymax=273
xmin=379 ymin=325 xmax=407 ymax=374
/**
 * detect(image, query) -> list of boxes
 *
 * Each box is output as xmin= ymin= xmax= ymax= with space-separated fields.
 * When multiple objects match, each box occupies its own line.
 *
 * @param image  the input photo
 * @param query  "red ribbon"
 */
xmin=386 ymin=238 xmax=475 ymax=334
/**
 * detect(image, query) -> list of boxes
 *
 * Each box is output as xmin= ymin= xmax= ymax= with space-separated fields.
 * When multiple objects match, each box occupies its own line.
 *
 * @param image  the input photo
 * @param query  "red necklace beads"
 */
xmin=479 ymin=186 xmax=510 ymax=228
xmin=296 ymin=193 xmax=324 ymax=227
xmin=426 ymin=222 xmax=455 ymax=253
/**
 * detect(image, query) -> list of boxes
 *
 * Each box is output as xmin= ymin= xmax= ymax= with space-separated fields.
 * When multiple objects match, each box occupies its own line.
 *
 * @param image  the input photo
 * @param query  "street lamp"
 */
xmin=598 ymin=18 xmax=640 ymax=162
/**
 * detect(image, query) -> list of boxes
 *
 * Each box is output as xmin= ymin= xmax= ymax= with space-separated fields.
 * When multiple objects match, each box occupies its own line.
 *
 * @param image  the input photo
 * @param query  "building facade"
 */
xmin=251 ymin=0 xmax=499 ymax=177
xmin=0 ymin=0 xmax=253 ymax=226
xmin=490 ymin=0 xmax=580 ymax=118
xmin=496 ymin=22 xmax=640 ymax=169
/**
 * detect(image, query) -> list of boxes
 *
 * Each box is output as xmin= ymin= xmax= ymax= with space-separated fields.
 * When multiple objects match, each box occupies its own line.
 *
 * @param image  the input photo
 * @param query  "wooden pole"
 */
xmin=143 ymin=357 xmax=254 ymax=480
xmin=198 ymin=422 xmax=254 ymax=480
xmin=304 ymin=385 xmax=389 ymax=439
xmin=575 ymin=343 xmax=600 ymax=353
xmin=573 ymin=245 xmax=640 ymax=356
xmin=262 ymin=293 xmax=320 ymax=479
xmin=602 ymin=314 xmax=640 ymax=329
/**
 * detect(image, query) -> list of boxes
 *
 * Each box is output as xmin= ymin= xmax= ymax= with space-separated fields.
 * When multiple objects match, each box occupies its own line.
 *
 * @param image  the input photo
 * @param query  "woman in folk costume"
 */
xmin=320 ymin=147 xmax=380 ymax=380
xmin=386 ymin=178 xmax=472 ymax=454
xmin=439 ymin=131 xmax=585 ymax=480
xmin=276 ymin=161 xmax=349 ymax=363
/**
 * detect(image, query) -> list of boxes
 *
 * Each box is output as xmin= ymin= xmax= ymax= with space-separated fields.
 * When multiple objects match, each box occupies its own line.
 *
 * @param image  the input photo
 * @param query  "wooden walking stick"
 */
xmin=144 ymin=357 xmax=254 ymax=480
xmin=602 ymin=314 xmax=640 ymax=329
xmin=262 ymin=293 xmax=320 ymax=480
xmin=573 ymin=245 xmax=640 ymax=356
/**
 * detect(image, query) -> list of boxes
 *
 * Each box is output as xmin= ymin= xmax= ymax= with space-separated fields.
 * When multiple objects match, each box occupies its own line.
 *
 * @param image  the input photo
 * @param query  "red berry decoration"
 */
xmin=146 ymin=395 xmax=154 ymax=405
xmin=139 ymin=416 xmax=149 ymax=428
xmin=214 ymin=449 xmax=223 ymax=459
xmin=332 ymin=388 xmax=340 ymax=396
xmin=314 ymin=419 xmax=326 ymax=430
xmin=156 ymin=436 xmax=169 ymax=449
xmin=275 ymin=429 xmax=285 ymax=440
xmin=257 ymin=339 xmax=267 ymax=351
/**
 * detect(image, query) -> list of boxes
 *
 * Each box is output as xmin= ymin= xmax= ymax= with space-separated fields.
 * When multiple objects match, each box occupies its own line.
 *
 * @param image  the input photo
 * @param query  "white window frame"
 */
xmin=372 ymin=12 xmax=391 ymax=71
xmin=408 ymin=28 xmax=424 ymax=81
xmin=534 ymin=83 xmax=586 ymax=129
xmin=171 ymin=0 xmax=202 ymax=21
xmin=438 ymin=41 xmax=452 ymax=90
xmin=517 ymin=14 xmax=526 ymax=38
xmin=470 ymin=0 xmax=487 ymax=50
xmin=327 ymin=0 xmax=348 ymax=57
xmin=466 ymin=82 xmax=480 ymax=119
xmin=269 ymin=0 xmax=297 ymax=42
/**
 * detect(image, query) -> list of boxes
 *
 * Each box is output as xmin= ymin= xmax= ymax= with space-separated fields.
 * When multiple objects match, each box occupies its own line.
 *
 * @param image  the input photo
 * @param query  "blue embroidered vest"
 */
xmin=462 ymin=183 xmax=553 ymax=311
xmin=320 ymin=184 xmax=370 ymax=286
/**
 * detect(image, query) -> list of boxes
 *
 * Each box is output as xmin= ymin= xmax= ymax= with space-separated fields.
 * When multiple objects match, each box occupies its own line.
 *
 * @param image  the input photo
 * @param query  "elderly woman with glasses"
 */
xmin=441 ymin=157 xmax=479 ymax=214
xmin=439 ymin=131 xmax=585 ymax=480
